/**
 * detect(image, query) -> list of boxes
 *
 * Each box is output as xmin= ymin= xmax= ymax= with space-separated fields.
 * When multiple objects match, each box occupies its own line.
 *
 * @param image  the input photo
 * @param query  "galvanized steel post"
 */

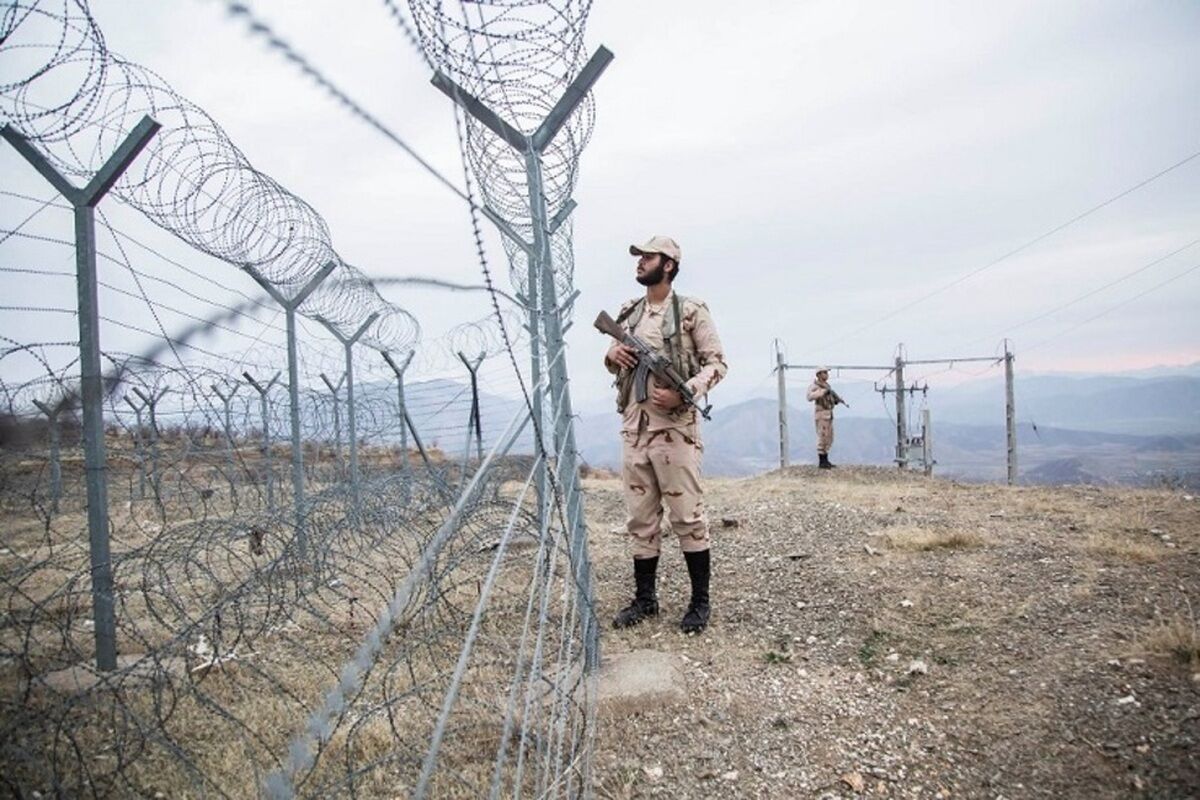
xmin=431 ymin=46 xmax=614 ymax=674
xmin=123 ymin=394 xmax=148 ymax=499
xmin=211 ymin=381 xmax=240 ymax=501
xmin=456 ymin=351 xmax=486 ymax=481
xmin=319 ymin=372 xmax=346 ymax=479
xmin=32 ymin=400 xmax=62 ymax=513
xmin=316 ymin=313 xmax=379 ymax=512
xmin=381 ymin=350 xmax=415 ymax=498
xmin=243 ymin=372 xmax=281 ymax=513
xmin=245 ymin=262 xmax=334 ymax=558
xmin=1 ymin=114 xmax=161 ymax=671
xmin=131 ymin=386 xmax=167 ymax=504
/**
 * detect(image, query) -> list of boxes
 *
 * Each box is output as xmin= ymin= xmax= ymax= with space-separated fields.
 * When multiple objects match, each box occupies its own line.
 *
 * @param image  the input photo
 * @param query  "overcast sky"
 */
xmin=2 ymin=0 xmax=1198 ymax=414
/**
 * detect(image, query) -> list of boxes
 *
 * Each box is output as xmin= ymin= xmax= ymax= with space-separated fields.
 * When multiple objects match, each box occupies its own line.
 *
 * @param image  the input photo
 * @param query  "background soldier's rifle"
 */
xmin=594 ymin=310 xmax=712 ymax=421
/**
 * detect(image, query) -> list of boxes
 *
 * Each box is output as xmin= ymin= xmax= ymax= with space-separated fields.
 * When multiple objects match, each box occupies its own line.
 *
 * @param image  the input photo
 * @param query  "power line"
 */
xmin=817 ymin=146 xmax=1200 ymax=351
xmin=1025 ymin=259 xmax=1200 ymax=353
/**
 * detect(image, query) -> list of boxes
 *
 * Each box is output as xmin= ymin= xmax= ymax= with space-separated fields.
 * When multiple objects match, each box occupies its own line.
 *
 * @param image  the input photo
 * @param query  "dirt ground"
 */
xmin=584 ymin=466 xmax=1200 ymax=799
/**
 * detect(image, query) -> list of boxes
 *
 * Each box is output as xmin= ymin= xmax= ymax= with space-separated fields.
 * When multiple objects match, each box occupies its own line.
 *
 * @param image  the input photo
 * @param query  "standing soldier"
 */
xmin=807 ymin=367 xmax=842 ymax=468
xmin=603 ymin=236 xmax=728 ymax=634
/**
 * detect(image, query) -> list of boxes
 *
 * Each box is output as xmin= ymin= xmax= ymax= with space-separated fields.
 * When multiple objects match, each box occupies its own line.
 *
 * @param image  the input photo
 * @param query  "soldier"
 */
xmin=807 ymin=367 xmax=840 ymax=468
xmin=603 ymin=235 xmax=728 ymax=634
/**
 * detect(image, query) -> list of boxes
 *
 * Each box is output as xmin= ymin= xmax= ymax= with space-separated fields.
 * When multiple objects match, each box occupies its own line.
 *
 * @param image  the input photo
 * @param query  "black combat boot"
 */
xmin=680 ymin=549 xmax=711 ymax=634
xmin=818 ymin=453 xmax=834 ymax=469
xmin=612 ymin=556 xmax=659 ymax=628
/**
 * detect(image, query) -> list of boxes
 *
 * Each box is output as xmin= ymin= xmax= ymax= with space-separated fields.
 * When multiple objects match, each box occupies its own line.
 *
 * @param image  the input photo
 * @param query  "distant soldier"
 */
xmin=807 ymin=367 xmax=844 ymax=468
xmin=603 ymin=235 xmax=728 ymax=633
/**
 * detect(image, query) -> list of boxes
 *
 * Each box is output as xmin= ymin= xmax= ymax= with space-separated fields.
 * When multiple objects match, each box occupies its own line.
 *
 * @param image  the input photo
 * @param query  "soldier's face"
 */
xmin=636 ymin=253 xmax=666 ymax=286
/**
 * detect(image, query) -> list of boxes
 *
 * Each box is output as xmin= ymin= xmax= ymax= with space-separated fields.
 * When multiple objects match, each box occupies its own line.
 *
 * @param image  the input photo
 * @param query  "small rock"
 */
xmin=1135 ymin=744 xmax=1150 ymax=754
xmin=1191 ymin=672 xmax=1200 ymax=683
xmin=864 ymin=544 xmax=880 ymax=556
xmin=840 ymin=771 xmax=866 ymax=792
xmin=1107 ymin=659 xmax=1121 ymax=667
xmin=1149 ymin=528 xmax=1164 ymax=535
xmin=899 ymin=599 xmax=914 ymax=608
xmin=786 ymin=552 xmax=811 ymax=560
xmin=1132 ymin=775 xmax=1145 ymax=790
xmin=720 ymin=518 xmax=740 ymax=528
xmin=806 ymin=635 xmax=817 ymax=645
xmin=722 ymin=770 xmax=739 ymax=781
xmin=886 ymin=652 xmax=900 ymax=663
xmin=989 ymin=510 xmax=1005 ymax=518
xmin=1183 ymin=494 xmax=1194 ymax=501
xmin=908 ymin=659 xmax=928 ymax=676
xmin=643 ymin=765 xmax=663 ymax=781
xmin=1115 ymin=694 xmax=1137 ymax=706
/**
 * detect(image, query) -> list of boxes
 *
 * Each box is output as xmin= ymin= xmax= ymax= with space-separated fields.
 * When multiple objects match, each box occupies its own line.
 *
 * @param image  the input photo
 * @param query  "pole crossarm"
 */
xmin=784 ymin=363 xmax=894 ymax=372
xmin=319 ymin=372 xmax=345 ymax=395
xmin=381 ymin=350 xmax=415 ymax=377
xmin=245 ymin=261 xmax=336 ymax=309
xmin=547 ymin=198 xmax=577 ymax=234
xmin=901 ymin=356 xmax=1003 ymax=366
xmin=243 ymin=372 xmax=282 ymax=393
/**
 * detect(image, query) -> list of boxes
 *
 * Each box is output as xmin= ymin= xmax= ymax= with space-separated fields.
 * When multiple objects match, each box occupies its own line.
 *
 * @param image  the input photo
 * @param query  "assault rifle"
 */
xmin=827 ymin=387 xmax=850 ymax=409
xmin=594 ymin=310 xmax=712 ymax=421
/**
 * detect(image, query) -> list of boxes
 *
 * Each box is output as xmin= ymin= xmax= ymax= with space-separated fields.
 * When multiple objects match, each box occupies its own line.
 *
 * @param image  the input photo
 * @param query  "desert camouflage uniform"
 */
xmin=603 ymin=291 xmax=727 ymax=558
xmin=807 ymin=380 xmax=835 ymax=455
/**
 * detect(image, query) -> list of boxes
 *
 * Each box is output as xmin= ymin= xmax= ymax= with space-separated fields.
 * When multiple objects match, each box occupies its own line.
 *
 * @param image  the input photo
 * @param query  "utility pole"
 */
xmin=1004 ymin=340 xmax=1017 ymax=485
xmin=774 ymin=343 xmax=788 ymax=470
xmin=894 ymin=355 xmax=907 ymax=469
xmin=2 ymin=114 xmax=161 ymax=671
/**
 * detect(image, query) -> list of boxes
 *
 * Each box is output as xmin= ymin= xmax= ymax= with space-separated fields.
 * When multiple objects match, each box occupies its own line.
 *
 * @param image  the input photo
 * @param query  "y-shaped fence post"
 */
xmin=456 ymin=351 xmax=486 ymax=482
xmin=244 ymin=262 xmax=335 ymax=559
xmin=380 ymin=350 xmax=415 ymax=495
xmin=123 ymin=394 xmax=148 ymax=499
xmin=211 ymin=381 xmax=240 ymax=502
xmin=432 ymin=49 xmax=612 ymax=677
xmin=316 ymin=314 xmax=378 ymax=513
xmin=131 ymin=386 xmax=167 ymax=505
xmin=244 ymin=372 xmax=281 ymax=513
xmin=2 ymin=114 xmax=161 ymax=671
xmin=32 ymin=400 xmax=62 ymax=513
xmin=319 ymin=372 xmax=346 ymax=480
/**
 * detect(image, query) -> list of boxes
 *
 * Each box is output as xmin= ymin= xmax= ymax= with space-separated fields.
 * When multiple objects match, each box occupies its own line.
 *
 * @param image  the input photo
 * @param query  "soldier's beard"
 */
xmin=636 ymin=264 xmax=666 ymax=286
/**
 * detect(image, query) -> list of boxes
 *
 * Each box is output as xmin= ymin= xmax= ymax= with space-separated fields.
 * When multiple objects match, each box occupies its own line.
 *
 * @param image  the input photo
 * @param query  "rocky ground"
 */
xmin=583 ymin=466 xmax=1200 ymax=799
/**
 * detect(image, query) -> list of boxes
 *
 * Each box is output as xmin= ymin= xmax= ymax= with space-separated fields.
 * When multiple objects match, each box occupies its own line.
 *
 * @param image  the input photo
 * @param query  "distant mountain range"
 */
xmin=331 ymin=369 xmax=1200 ymax=488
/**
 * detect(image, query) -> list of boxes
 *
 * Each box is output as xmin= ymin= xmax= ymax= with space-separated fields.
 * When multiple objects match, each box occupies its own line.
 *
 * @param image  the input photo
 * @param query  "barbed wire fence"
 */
xmin=0 ymin=0 xmax=607 ymax=797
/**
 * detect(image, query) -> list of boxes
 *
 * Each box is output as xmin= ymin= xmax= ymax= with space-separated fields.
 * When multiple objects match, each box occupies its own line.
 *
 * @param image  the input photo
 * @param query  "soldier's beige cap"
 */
xmin=629 ymin=235 xmax=681 ymax=263
xmin=816 ymin=367 xmax=830 ymax=375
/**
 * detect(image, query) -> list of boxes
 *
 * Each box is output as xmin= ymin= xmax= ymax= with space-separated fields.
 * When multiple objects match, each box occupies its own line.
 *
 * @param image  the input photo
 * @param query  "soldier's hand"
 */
xmin=651 ymin=386 xmax=683 ymax=411
xmin=607 ymin=343 xmax=638 ymax=370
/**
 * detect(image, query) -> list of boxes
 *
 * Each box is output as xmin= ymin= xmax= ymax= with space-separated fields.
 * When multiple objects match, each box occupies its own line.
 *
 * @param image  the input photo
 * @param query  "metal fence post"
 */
xmin=244 ymin=372 xmax=281 ymax=513
xmin=211 ymin=381 xmax=240 ymax=501
xmin=381 ymin=350 xmax=415 ymax=498
xmin=316 ymin=314 xmax=379 ymax=512
xmin=431 ymin=46 xmax=613 ymax=676
xmin=320 ymin=372 xmax=345 ymax=479
xmin=244 ymin=262 xmax=334 ymax=558
xmin=32 ymin=400 xmax=62 ymax=513
xmin=2 ymin=114 xmax=161 ymax=671
xmin=123 ymin=394 xmax=147 ymax=499
xmin=132 ymin=387 xmax=167 ymax=504
xmin=456 ymin=351 xmax=486 ymax=480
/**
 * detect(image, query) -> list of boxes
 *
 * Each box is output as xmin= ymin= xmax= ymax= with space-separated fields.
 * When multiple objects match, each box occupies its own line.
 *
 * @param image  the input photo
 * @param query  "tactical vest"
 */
xmin=613 ymin=293 xmax=702 ymax=412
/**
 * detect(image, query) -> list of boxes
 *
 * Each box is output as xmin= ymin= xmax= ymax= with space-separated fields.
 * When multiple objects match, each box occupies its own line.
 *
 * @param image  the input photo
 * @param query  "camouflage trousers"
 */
xmin=816 ymin=417 xmax=834 ymax=454
xmin=621 ymin=427 xmax=710 ymax=559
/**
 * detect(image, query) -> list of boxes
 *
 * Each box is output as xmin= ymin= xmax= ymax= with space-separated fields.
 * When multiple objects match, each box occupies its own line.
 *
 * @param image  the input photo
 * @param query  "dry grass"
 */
xmin=880 ymin=524 xmax=986 ymax=551
xmin=1086 ymin=531 xmax=1162 ymax=563
xmin=1139 ymin=611 xmax=1200 ymax=669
